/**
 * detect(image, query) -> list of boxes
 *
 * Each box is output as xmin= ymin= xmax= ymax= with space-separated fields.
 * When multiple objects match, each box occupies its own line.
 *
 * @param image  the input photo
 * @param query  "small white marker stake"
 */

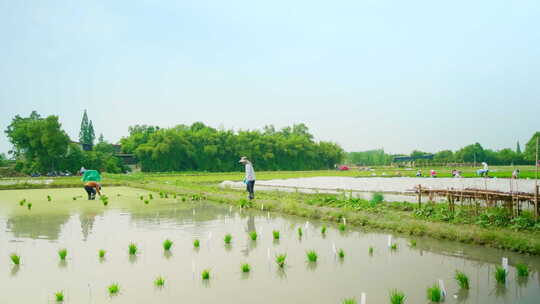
xmin=192 ymin=260 xmax=196 ymax=274
xmin=229 ymin=206 xmax=232 ymax=213
xmin=305 ymin=221 xmax=309 ymax=229
xmin=193 ymin=209 xmax=196 ymax=215
xmin=267 ymin=248 xmax=271 ymax=260
xmin=438 ymin=279 xmax=447 ymax=298
xmin=343 ymin=217 xmax=347 ymax=225
xmin=267 ymin=212 xmax=270 ymax=219
xmin=360 ymin=292 xmax=366 ymax=304
xmin=261 ymin=204 xmax=264 ymax=210
xmin=387 ymin=235 xmax=393 ymax=248
xmin=208 ymin=232 xmax=212 ymax=240
xmin=502 ymin=257 xmax=508 ymax=272
xmin=332 ymin=243 xmax=337 ymax=255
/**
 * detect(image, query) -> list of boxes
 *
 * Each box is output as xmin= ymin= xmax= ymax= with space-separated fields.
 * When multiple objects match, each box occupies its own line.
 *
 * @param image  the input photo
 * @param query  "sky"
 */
xmin=1 ymin=0 xmax=539 ymax=155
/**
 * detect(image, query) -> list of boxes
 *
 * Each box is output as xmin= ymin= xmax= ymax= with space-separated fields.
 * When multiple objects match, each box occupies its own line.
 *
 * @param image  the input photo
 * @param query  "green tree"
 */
xmin=516 ymin=141 xmax=522 ymax=154
xmin=79 ymin=110 xmax=95 ymax=149
xmin=455 ymin=143 xmax=485 ymax=164
xmin=0 ymin=153 xmax=7 ymax=167
xmin=5 ymin=112 xmax=70 ymax=173
xmin=524 ymin=132 xmax=540 ymax=162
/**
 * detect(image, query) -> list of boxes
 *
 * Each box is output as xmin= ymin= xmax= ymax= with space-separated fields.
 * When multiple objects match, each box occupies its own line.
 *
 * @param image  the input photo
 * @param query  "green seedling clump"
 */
xmin=140 ymin=195 xmax=144 ymax=200
xmin=99 ymin=249 xmax=106 ymax=258
xmin=321 ymin=225 xmax=327 ymax=235
xmin=27 ymin=203 xmax=32 ymax=210
xmin=273 ymin=230 xmax=280 ymax=240
xmin=144 ymin=199 xmax=149 ymax=205
xmin=338 ymin=248 xmax=345 ymax=259
xmin=164 ymin=193 xmax=168 ymax=198
xmin=58 ymin=248 xmax=67 ymax=260
xmin=19 ymin=199 xmax=26 ymax=206
xmin=275 ymin=253 xmax=287 ymax=268
xmin=409 ymin=240 xmax=417 ymax=247
xmin=249 ymin=231 xmax=257 ymax=241
xmin=108 ymin=283 xmax=120 ymax=295
xmin=241 ymin=263 xmax=251 ymax=273
xmin=427 ymin=283 xmax=442 ymax=302
xmin=339 ymin=223 xmax=346 ymax=231
xmin=224 ymin=234 xmax=232 ymax=244
xmin=159 ymin=192 xmax=164 ymax=198
xmin=306 ymin=250 xmax=318 ymax=262
xmin=342 ymin=298 xmax=357 ymax=304
xmin=390 ymin=243 xmax=398 ymax=250
xmin=202 ymin=269 xmax=210 ymax=280
xmin=47 ymin=195 xmax=52 ymax=202
xmin=455 ymin=270 xmax=469 ymax=289
xmin=128 ymin=243 xmax=138 ymax=255
xmin=10 ymin=253 xmax=20 ymax=265
xmin=181 ymin=197 xmax=187 ymax=202
xmin=72 ymin=196 xmax=77 ymax=201
xmin=298 ymin=227 xmax=303 ymax=238
xmin=193 ymin=239 xmax=200 ymax=248
xmin=154 ymin=276 xmax=165 ymax=287
xmin=495 ymin=266 xmax=507 ymax=284
xmin=516 ymin=263 xmax=529 ymax=277
xmin=149 ymin=194 xmax=153 ymax=199
xmin=389 ymin=289 xmax=406 ymax=304
xmin=55 ymin=291 xmax=64 ymax=302
xmin=370 ymin=192 xmax=384 ymax=205
xmin=163 ymin=239 xmax=173 ymax=251
xmin=369 ymin=246 xmax=374 ymax=255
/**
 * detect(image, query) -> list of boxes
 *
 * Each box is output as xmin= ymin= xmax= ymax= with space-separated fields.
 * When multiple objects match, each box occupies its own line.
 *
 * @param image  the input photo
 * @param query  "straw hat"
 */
xmin=239 ymin=156 xmax=249 ymax=163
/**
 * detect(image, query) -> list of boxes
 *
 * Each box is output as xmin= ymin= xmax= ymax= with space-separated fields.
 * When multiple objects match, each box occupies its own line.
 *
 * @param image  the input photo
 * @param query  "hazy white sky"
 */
xmin=1 ymin=0 xmax=539 ymax=155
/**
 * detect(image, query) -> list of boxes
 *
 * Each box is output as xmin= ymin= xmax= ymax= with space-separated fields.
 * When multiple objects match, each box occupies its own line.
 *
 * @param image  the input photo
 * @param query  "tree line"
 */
xmin=347 ymin=134 xmax=540 ymax=166
xmin=120 ymin=123 xmax=345 ymax=172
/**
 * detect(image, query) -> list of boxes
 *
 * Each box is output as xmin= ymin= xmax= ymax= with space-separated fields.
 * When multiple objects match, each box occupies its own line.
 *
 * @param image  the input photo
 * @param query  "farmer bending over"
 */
xmin=239 ymin=156 xmax=256 ymax=200
xmin=84 ymin=181 xmax=101 ymax=200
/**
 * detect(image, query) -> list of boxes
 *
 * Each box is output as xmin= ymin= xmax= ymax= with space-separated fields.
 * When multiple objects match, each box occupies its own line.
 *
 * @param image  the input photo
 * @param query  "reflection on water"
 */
xmin=0 ymin=187 xmax=540 ymax=304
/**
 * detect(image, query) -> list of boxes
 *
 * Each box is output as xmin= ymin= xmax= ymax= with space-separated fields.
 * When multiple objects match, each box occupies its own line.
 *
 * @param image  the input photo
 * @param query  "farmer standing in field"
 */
xmin=239 ymin=156 xmax=256 ymax=200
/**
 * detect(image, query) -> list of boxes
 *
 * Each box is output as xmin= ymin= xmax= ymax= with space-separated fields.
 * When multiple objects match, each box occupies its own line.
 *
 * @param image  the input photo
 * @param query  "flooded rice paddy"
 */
xmin=1 ymin=187 xmax=539 ymax=303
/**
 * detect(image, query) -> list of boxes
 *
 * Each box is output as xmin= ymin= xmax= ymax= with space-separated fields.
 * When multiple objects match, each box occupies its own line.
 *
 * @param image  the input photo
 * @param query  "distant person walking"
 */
xmin=512 ymin=169 xmax=520 ymax=179
xmin=239 ymin=156 xmax=256 ymax=200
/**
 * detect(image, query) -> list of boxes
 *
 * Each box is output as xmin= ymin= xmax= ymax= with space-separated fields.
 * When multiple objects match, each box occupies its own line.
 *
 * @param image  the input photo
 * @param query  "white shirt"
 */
xmin=245 ymin=163 xmax=256 ymax=181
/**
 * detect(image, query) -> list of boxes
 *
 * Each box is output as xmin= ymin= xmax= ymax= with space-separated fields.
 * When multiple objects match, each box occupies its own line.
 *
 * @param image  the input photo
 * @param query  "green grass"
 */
xmin=275 ymin=253 xmax=287 ymax=268
xmin=389 ymin=289 xmax=406 ymax=304
xmin=321 ymin=225 xmax=327 ymax=235
xmin=154 ymin=276 xmax=165 ymax=287
xmin=193 ymin=239 xmax=200 ymax=248
xmin=128 ymin=243 xmax=138 ymax=255
xmin=241 ymin=263 xmax=250 ymax=273
xmin=455 ymin=271 xmax=469 ymax=289
xmin=516 ymin=263 xmax=529 ymax=277
xmin=108 ymin=283 xmax=120 ymax=295
xmin=390 ymin=243 xmax=398 ymax=250
xmin=273 ymin=230 xmax=280 ymax=240
xmin=27 ymin=203 xmax=32 ymax=210
xmin=338 ymin=223 xmax=346 ymax=231
xmin=495 ymin=266 xmax=507 ymax=284
xmin=10 ymin=253 xmax=20 ymax=265
xmin=99 ymin=249 xmax=106 ymax=258
xmin=338 ymin=248 xmax=345 ymax=259
xmin=369 ymin=246 xmax=374 ymax=255
xmin=306 ymin=250 xmax=318 ymax=262
xmin=427 ymin=283 xmax=442 ymax=302
xmin=298 ymin=227 xmax=303 ymax=237
xmin=201 ymin=269 xmax=210 ymax=280
xmin=163 ymin=239 xmax=173 ymax=251
xmin=249 ymin=231 xmax=257 ymax=241
xmin=341 ymin=298 xmax=357 ymax=304
xmin=58 ymin=248 xmax=67 ymax=260
xmin=224 ymin=234 xmax=232 ymax=244
xmin=55 ymin=291 xmax=64 ymax=302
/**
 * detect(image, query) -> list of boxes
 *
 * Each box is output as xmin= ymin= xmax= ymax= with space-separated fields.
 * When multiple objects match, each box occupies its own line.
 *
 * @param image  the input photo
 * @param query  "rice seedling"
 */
xmin=154 ymin=276 xmax=165 ymax=287
xmin=495 ymin=266 xmax=507 ymax=284
xmin=101 ymin=195 xmax=109 ymax=206
xmin=369 ymin=246 xmax=374 ymax=255
xmin=173 ymin=194 xmax=177 ymax=199
xmin=10 ymin=253 xmax=20 ymax=265
xmin=55 ymin=291 xmax=64 ymax=302
xmin=273 ymin=230 xmax=280 ymax=240
xmin=389 ymin=289 xmax=406 ymax=304
xmin=275 ymin=253 xmax=287 ymax=268
xmin=339 ymin=223 xmax=346 ymax=231
xmin=99 ymin=249 xmax=106 ymax=258
xmin=19 ymin=199 xmax=26 ymax=206
xmin=338 ymin=248 xmax=345 ymax=259
xmin=201 ymin=269 xmax=210 ymax=280
xmin=516 ymin=263 xmax=529 ymax=277
xmin=27 ymin=203 xmax=32 ymax=210
xmin=427 ymin=283 xmax=442 ymax=302
xmin=455 ymin=271 xmax=469 ymax=289
xmin=58 ymin=248 xmax=67 ymax=260
xmin=224 ymin=234 xmax=232 ymax=244
xmin=249 ymin=231 xmax=257 ymax=241
xmin=47 ymin=195 xmax=52 ymax=202
xmin=390 ymin=243 xmax=398 ymax=250
xmin=108 ymin=283 xmax=120 ymax=295
xmin=164 ymin=193 xmax=168 ymax=198
xmin=341 ymin=298 xmax=357 ymax=304
xmin=306 ymin=250 xmax=318 ymax=262
xmin=241 ymin=263 xmax=250 ymax=273
xmin=163 ymin=239 xmax=173 ymax=251
xmin=409 ymin=240 xmax=417 ymax=247
xmin=149 ymin=193 xmax=153 ymax=199
xmin=128 ymin=243 xmax=138 ymax=255
xmin=159 ymin=192 xmax=164 ymax=198
xmin=181 ymin=197 xmax=187 ymax=202
xmin=297 ymin=227 xmax=303 ymax=238
xmin=139 ymin=195 xmax=144 ymax=200
xmin=193 ymin=239 xmax=200 ymax=248
xmin=370 ymin=192 xmax=384 ymax=205
xmin=321 ymin=225 xmax=327 ymax=235
xmin=72 ymin=196 xmax=77 ymax=201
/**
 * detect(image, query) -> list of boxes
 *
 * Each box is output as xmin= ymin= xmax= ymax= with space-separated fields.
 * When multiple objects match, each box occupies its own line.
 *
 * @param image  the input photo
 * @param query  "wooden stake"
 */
xmin=417 ymin=185 xmax=422 ymax=208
